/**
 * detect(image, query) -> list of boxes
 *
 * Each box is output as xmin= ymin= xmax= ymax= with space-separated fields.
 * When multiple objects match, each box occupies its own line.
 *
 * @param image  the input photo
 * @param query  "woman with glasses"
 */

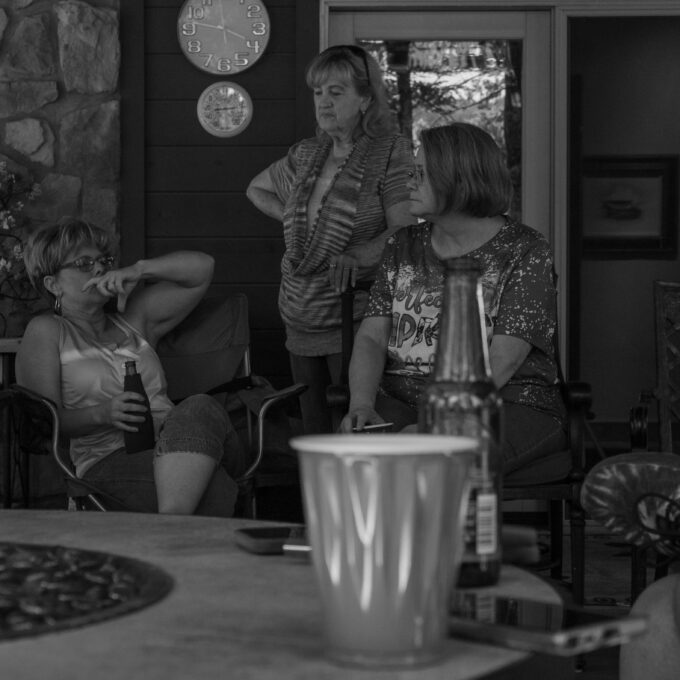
xmin=16 ymin=218 xmax=243 ymax=516
xmin=247 ymin=44 xmax=412 ymax=434
xmin=340 ymin=123 xmax=567 ymax=474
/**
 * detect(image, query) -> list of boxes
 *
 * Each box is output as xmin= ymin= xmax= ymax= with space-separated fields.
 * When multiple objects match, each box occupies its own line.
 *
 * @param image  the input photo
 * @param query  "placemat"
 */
xmin=0 ymin=542 xmax=174 ymax=641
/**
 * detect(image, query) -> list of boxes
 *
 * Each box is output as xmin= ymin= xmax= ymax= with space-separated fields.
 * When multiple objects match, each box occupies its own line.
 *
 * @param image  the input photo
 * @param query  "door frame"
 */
xmin=319 ymin=0 xmax=680 ymax=377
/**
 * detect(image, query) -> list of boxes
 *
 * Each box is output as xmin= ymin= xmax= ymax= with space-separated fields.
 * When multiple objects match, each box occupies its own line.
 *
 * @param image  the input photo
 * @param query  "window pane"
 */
xmin=360 ymin=39 xmax=523 ymax=219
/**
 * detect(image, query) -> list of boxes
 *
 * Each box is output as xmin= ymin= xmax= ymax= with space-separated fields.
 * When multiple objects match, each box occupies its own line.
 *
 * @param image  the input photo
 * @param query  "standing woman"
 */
xmin=247 ymin=44 xmax=412 ymax=434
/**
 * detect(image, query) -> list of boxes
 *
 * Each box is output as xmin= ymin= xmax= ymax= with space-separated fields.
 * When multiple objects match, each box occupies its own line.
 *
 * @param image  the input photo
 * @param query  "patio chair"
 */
xmin=9 ymin=294 xmax=307 ymax=518
xmin=609 ymin=280 xmax=680 ymax=600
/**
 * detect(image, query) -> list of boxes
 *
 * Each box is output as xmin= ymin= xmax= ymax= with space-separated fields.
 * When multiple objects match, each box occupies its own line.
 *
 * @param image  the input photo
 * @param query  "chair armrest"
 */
xmin=239 ymin=382 xmax=308 ymax=481
xmin=561 ymin=381 xmax=592 ymax=479
xmin=629 ymin=389 xmax=656 ymax=452
xmin=9 ymin=384 xmax=62 ymax=463
xmin=563 ymin=381 xmax=593 ymax=414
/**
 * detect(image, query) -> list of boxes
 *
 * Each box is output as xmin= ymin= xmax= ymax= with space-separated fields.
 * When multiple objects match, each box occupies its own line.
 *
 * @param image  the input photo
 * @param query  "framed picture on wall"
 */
xmin=580 ymin=155 xmax=678 ymax=259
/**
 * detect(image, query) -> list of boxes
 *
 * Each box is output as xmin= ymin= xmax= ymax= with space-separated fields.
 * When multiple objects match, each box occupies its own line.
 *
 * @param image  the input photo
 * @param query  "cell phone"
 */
xmin=351 ymin=422 xmax=394 ymax=433
xmin=448 ymin=592 xmax=648 ymax=656
xmin=233 ymin=525 xmax=306 ymax=555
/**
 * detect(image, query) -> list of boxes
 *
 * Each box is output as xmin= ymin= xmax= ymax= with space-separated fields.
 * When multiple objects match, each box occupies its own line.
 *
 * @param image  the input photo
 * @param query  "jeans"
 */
xmin=374 ymin=392 xmax=567 ymax=474
xmin=289 ymin=352 xmax=344 ymax=434
xmin=84 ymin=395 xmax=244 ymax=516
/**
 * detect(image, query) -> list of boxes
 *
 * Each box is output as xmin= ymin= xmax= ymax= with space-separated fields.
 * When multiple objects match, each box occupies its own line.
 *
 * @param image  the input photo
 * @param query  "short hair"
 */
xmin=24 ymin=217 xmax=117 ymax=300
xmin=305 ymin=44 xmax=395 ymax=138
xmin=419 ymin=123 xmax=513 ymax=217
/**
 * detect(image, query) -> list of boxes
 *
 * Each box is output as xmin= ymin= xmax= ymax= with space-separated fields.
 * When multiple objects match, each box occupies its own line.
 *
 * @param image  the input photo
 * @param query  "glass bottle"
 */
xmin=123 ymin=360 xmax=156 ymax=455
xmin=419 ymin=257 xmax=503 ymax=587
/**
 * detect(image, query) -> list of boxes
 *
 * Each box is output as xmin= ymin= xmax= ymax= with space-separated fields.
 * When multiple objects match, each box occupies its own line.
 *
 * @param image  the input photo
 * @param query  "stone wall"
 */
xmin=0 ymin=0 xmax=120 ymax=334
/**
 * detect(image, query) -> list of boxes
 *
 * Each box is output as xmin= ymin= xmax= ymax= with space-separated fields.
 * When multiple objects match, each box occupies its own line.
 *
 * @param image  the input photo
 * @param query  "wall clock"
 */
xmin=196 ymin=81 xmax=253 ymax=137
xmin=177 ymin=0 xmax=270 ymax=75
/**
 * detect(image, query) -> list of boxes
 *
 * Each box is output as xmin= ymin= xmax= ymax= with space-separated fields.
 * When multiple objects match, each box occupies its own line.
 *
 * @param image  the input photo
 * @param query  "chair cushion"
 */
xmin=157 ymin=295 xmax=249 ymax=402
xmin=581 ymin=452 xmax=680 ymax=556
xmin=505 ymin=448 xmax=573 ymax=486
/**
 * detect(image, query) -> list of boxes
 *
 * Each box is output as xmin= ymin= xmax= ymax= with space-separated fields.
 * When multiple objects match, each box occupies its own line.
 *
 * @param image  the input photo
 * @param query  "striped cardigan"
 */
xmin=268 ymin=133 xmax=412 ymax=355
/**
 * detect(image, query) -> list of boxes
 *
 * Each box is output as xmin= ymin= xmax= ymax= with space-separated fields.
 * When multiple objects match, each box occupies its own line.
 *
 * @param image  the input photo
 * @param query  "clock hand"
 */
xmin=219 ymin=1 xmax=228 ymax=47
xmin=226 ymin=28 xmax=246 ymax=40
xmin=190 ymin=22 xmax=224 ymax=30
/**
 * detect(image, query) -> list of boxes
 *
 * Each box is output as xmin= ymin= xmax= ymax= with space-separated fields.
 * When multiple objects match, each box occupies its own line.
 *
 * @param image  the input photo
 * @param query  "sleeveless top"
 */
xmin=57 ymin=313 xmax=174 ymax=477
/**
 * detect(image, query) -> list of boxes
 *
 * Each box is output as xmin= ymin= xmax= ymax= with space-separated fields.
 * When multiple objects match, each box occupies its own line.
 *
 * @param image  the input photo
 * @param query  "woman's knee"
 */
xmin=156 ymin=394 xmax=230 ymax=464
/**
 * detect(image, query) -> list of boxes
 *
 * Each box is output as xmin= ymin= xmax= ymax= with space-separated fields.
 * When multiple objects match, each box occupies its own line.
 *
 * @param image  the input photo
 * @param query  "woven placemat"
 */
xmin=0 ymin=542 xmax=174 ymax=641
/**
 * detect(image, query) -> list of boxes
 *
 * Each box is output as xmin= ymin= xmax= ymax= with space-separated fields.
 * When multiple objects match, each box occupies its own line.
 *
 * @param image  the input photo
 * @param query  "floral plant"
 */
xmin=0 ymin=160 xmax=41 ymax=303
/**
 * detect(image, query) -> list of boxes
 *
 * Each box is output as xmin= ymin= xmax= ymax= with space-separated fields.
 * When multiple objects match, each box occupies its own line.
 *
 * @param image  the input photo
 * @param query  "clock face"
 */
xmin=177 ymin=0 xmax=270 ymax=75
xmin=197 ymin=82 xmax=253 ymax=137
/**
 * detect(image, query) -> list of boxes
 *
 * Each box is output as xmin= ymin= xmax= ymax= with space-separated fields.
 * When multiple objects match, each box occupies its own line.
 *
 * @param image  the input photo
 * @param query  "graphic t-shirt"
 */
xmin=365 ymin=219 xmax=565 ymax=423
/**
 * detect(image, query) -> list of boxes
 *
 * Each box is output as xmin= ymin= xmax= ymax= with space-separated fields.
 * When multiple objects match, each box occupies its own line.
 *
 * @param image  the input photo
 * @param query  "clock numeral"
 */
xmin=217 ymin=58 xmax=232 ymax=72
xmin=187 ymin=39 xmax=202 ymax=53
xmin=246 ymin=40 xmax=260 ymax=53
xmin=234 ymin=52 xmax=249 ymax=67
xmin=181 ymin=23 xmax=196 ymax=36
xmin=251 ymin=22 xmax=267 ymax=36
xmin=203 ymin=54 xmax=214 ymax=68
xmin=202 ymin=0 xmax=213 ymax=5
xmin=247 ymin=4 xmax=262 ymax=18
xmin=187 ymin=6 xmax=205 ymax=20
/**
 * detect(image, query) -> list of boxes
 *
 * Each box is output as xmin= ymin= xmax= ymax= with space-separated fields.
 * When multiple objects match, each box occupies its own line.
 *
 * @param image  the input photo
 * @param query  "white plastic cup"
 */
xmin=291 ymin=433 xmax=475 ymax=668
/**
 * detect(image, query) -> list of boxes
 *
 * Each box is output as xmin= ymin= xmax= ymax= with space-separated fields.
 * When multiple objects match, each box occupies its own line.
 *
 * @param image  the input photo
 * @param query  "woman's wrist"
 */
xmin=349 ymin=398 xmax=376 ymax=412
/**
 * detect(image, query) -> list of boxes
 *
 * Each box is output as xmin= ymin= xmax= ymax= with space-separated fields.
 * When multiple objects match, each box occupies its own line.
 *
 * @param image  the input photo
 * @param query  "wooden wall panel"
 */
xmin=145 ymin=54 xmax=297 ymax=100
xmin=141 ymin=0 xmax=312 ymax=388
xmin=146 ymin=237 xmax=284 ymax=283
xmin=146 ymin=193 xmax=282 ymax=237
xmin=145 ymin=100 xmax=296 ymax=146
xmin=145 ymin=147 xmax=288 ymax=192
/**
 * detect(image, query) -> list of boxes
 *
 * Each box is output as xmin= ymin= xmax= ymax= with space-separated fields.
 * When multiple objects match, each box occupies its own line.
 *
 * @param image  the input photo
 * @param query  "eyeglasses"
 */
xmin=59 ymin=255 xmax=116 ymax=273
xmin=408 ymin=166 xmax=425 ymax=186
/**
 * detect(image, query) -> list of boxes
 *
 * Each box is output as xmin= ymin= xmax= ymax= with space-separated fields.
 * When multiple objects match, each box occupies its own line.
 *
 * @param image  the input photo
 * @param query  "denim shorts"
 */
xmin=84 ymin=394 xmax=244 ymax=515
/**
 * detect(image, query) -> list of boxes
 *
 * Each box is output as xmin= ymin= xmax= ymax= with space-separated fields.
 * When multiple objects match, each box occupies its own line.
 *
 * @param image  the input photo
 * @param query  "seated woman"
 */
xmin=340 ymin=122 xmax=567 ymax=474
xmin=17 ymin=218 xmax=243 ymax=516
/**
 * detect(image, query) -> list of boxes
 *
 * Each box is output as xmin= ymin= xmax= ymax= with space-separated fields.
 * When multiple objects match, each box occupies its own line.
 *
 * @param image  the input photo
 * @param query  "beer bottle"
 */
xmin=123 ymin=360 xmax=156 ymax=454
xmin=419 ymin=257 xmax=503 ymax=587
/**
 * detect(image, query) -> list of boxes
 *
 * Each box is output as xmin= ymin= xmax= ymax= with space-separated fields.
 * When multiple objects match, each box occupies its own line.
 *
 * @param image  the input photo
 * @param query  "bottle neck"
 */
xmin=124 ymin=361 xmax=138 ymax=376
xmin=433 ymin=269 xmax=492 ymax=382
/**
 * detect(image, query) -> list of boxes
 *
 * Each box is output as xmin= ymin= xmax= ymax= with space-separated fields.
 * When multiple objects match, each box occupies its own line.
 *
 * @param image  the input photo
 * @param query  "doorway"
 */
xmin=326 ymin=9 xmax=552 ymax=241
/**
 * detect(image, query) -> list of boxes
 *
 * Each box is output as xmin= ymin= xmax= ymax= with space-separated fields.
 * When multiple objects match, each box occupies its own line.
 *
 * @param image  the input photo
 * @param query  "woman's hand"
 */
xmin=106 ymin=392 xmax=149 ymax=432
xmin=83 ymin=264 xmax=142 ymax=312
xmin=328 ymin=252 xmax=360 ymax=292
xmin=339 ymin=406 xmax=384 ymax=433
xmin=328 ymin=239 xmax=387 ymax=292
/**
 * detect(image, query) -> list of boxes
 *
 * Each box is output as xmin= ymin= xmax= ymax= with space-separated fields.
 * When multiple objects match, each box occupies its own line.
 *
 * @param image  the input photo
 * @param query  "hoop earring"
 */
xmin=53 ymin=295 xmax=62 ymax=316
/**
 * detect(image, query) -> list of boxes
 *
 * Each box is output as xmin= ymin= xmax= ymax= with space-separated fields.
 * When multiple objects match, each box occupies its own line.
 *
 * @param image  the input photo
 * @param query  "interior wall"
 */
xmin=140 ymin=0 xmax=316 ymax=388
xmin=571 ymin=17 xmax=680 ymax=434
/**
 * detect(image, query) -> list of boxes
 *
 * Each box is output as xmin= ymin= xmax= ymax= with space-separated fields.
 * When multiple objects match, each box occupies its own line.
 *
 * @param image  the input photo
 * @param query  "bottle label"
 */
xmin=475 ymin=492 xmax=498 ymax=555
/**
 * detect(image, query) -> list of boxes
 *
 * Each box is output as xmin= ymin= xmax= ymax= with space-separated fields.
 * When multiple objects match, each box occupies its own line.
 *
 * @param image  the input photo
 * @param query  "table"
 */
xmin=0 ymin=510 xmax=573 ymax=680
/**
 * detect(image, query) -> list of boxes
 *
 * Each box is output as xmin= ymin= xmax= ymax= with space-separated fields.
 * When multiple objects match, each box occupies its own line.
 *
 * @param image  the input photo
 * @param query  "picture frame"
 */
xmin=580 ymin=155 xmax=679 ymax=259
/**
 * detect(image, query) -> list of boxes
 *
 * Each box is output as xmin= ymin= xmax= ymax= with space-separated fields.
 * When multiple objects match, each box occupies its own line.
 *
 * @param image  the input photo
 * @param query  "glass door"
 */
xmin=327 ymin=10 xmax=551 ymax=239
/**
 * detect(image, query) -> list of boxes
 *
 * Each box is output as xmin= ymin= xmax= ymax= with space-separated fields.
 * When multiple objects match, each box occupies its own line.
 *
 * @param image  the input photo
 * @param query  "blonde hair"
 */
xmin=24 ymin=217 xmax=117 ymax=300
xmin=306 ymin=44 xmax=395 ymax=138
